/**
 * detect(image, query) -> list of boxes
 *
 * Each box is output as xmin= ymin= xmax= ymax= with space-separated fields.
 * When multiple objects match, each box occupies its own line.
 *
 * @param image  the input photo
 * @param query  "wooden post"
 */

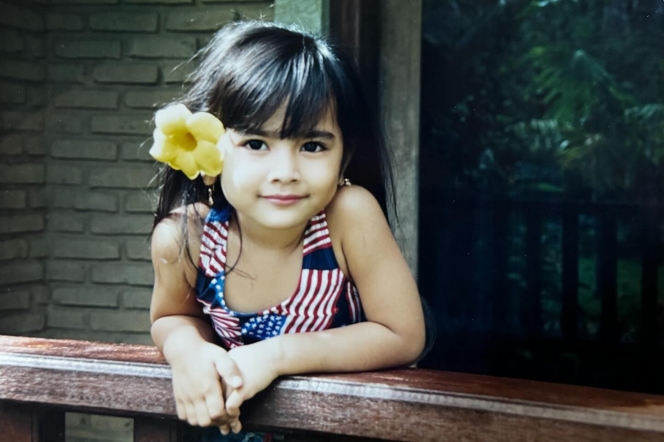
xmin=379 ymin=0 xmax=422 ymax=275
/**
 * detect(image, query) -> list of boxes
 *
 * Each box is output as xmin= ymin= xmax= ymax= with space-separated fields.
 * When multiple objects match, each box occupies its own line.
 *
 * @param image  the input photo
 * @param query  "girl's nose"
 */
xmin=268 ymin=148 xmax=300 ymax=183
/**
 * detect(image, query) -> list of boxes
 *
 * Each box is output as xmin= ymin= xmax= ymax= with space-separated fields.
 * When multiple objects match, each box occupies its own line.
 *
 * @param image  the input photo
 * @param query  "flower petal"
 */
xmin=155 ymin=104 xmax=191 ymax=135
xmin=187 ymin=112 xmax=225 ymax=143
xmin=192 ymin=140 xmax=223 ymax=176
xmin=173 ymin=151 xmax=199 ymax=180
xmin=149 ymin=129 xmax=179 ymax=163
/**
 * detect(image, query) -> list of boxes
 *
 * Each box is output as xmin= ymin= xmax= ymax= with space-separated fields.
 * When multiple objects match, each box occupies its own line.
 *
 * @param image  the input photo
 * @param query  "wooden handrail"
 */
xmin=1 ymin=335 xmax=664 ymax=441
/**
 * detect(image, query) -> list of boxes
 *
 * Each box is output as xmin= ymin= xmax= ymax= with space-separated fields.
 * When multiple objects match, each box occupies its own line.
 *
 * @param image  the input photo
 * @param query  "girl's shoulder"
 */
xmin=326 ymin=184 xmax=386 ymax=229
xmin=325 ymin=185 xmax=390 ymax=277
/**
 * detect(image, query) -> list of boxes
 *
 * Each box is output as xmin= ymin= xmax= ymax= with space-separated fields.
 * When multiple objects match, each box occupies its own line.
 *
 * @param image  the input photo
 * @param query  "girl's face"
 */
xmin=219 ymin=105 xmax=343 ymax=231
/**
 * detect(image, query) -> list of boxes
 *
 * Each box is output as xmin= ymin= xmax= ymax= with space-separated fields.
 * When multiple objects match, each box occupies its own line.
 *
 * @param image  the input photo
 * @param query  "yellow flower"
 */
xmin=149 ymin=103 xmax=225 ymax=180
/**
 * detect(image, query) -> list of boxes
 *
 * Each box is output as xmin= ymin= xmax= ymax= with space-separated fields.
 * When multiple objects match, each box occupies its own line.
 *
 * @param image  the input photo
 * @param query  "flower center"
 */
xmin=173 ymin=132 xmax=197 ymax=151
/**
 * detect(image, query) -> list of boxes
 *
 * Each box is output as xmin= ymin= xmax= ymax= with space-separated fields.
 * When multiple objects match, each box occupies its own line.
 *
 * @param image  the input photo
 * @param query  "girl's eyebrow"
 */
xmin=247 ymin=129 xmax=336 ymax=140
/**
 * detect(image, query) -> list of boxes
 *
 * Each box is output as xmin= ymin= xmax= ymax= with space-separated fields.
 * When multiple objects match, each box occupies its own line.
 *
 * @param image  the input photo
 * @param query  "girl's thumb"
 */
xmin=226 ymin=390 xmax=243 ymax=413
xmin=214 ymin=355 xmax=243 ymax=388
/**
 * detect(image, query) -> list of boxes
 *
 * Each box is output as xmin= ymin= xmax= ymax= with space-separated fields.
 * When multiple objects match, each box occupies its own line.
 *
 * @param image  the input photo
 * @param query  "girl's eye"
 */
xmin=244 ymin=140 xmax=267 ymax=151
xmin=301 ymin=142 xmax=326 ymax=153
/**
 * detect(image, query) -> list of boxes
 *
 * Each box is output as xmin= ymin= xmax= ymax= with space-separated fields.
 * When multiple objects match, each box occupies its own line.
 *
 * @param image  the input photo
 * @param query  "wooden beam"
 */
xmin=2 ymin=336 xmax=664 ymax=441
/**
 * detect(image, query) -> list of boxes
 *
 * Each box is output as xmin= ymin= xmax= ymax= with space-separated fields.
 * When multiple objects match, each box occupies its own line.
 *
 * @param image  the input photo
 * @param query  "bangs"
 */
xmin=215 ymin=29 xmax=335 ymax=138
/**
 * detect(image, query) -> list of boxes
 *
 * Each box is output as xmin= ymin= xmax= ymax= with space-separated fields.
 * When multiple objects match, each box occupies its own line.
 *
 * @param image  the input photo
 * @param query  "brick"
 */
xmin=53 ymin=286 xmax=119 ymax=307
xmin=89 ymin=166 xmax=157 ymax=188
xmin=47 ymin=308 xmax=87 ymax=329
xmin=28 ymin=189 xmax=49 ymax=208
xmin=1 ymin=111 xmax=45 ymax=131
xmin=0 ymin=3 xmax=44 ymax=31
xmin=125 ymin=90 xmax=178 ymax=109
xmin=54 ymin=89 xmax=119 ymax=109
xmin=126 ymin=238 xmax=150 ymax=260
xmin=52 ymin=188 xmax=118 ymax=212
xmin=0 ymin=190 xmax=26 ymax=209
xmin=90 ymin=310 xmax=150 ymax=332
xmin=48 ymin=64 xmax=85 ymax=83
xmin=56 ymin=40 xmax=121 ymax=59
xmin=125 ymin=191 xmax=155 ymax=213
xmin=90 ymin=214 xmax=153 ymax=234
xmin=0 ymin=262 xmax=44 ymax=285
xmin=48 ymin=114 xmax=84 ymax=133
xmin=129 ymin=37 xmax=196 ymax=59
xmin=93 ymin=64 xmax=158 ymax=84
xmin=91 ymin=114 xmax=152 ymax=136
xmin=28 ymin=88 xmax=48 ymax=107
xmin=0 ymin=134 xmax=22 ymax=155
xmin=24 ymin=136 xmax=47 ymax=156
xmin=0 ymin=214 xmax=44 ymax=233
xmin=0 ymin=289 xmax=31 ymax=311
xmin=122 ymin=288 xmax=151 ymax=309
xmin=121 ymin=141 xmax=152 ymax=162
xmin=47 ymin=13 xmax=84 ymax=31
xmin=162 ymin=61 xmax=195 ymax=84
xmin=197 ymin=35 xmax=213 ymax=50
xmin=126 ymin=0 xmax=191 ymax=3
xmin=166 ymin=10 xmax=243 ymax=32
xmin=47 ymin=164 xmax=83 ymax=185
xmin=0 ymin=30 xmax=24 ymax=53
xmin=54 ymin=238 xmax=120 ymax=260
xmin=32 ymin=285 xmax=50 ymax=305
xmin=26 ymin=35 xmax=45 ymax=58
xmin=48 ymin=212 xmax=86 ymax=232
xmin=74 ymin=192 xmax=119 ymax=212
xmin=91 ymin=263 xmax=153 ymax=286
xmin=90 ymin=13 xmax=158 ymax=32
xmin=30 ymin=238 xmax=51 ymax=258
xmin=0 ymin=83 xmax=25 ymax=104
xmin=0 ymin=164 xmax=45 ymax=184
xmin=0 ymin=313 xmax=44 ymax=334
xmin=0 ymin=239 xmax=29 ymax=260
xmin=0 ymin=60 xmax=45 ymax=81
xmin=47 ymin=261 xmax=86 ymax=282
xmin=52 ymin=139 xmax=118 ymax=161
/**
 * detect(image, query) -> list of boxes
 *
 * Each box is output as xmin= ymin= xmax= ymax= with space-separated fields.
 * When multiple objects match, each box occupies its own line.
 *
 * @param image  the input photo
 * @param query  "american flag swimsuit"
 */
xmin=195 ymin=205 xmax=365 ymax=351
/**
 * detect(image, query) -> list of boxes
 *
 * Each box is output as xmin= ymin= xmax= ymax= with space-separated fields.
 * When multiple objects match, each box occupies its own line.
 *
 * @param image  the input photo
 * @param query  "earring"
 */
xmin=208 ymin=186 xmax=214 ymax=206
xmin=340 ymin=178 xmax=351 ymax=187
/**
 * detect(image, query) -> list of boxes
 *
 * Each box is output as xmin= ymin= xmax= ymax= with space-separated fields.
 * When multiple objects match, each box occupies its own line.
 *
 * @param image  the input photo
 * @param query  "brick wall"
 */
xmin=0 ymin=0 xmax=49 ymax=335
xmin=0 ymin=0 xmax=274 ymax=345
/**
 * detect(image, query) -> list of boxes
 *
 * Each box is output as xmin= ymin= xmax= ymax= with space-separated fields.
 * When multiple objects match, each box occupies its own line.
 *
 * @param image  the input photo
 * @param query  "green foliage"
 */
xmin=423 ymin=0 xmax=664 ymax=197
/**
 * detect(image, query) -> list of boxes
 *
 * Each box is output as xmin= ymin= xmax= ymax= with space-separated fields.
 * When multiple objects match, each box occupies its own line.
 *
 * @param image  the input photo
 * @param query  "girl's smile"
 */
xmin=261 ymin=194 xmax=307 ymax=206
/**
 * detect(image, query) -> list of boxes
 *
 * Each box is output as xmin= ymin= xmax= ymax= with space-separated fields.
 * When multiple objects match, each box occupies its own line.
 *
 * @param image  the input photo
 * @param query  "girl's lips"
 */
xmin=262 ymin=195 xmax=305 ymax=206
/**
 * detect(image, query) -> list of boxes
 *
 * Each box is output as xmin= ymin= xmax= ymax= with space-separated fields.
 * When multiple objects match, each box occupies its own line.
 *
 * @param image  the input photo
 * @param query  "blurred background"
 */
xmin=418 ymin=0 xmax=664 ymax=395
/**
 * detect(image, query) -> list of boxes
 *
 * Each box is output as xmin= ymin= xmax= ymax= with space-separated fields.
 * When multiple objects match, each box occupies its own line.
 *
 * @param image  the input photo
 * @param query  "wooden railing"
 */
xmin=2 ymin=336 xmax=664 ymax=441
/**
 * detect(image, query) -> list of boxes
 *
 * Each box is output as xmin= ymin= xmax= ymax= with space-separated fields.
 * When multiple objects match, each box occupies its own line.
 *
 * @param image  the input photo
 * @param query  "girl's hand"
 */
xmin=224 ymin=341 xmax=281 ymax=428
xmin=169 ymin=340 xmax=244 ymax=433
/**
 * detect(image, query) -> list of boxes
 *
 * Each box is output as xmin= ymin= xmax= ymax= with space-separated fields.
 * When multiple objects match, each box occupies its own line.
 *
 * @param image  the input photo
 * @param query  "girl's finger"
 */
xmin=230 ymin=418 xmax=243 ymax=434
xmin=194 ymin=400 xmax=212 ymax=427
xmin=205 ymin=392 xmax=226 ymax=422
xmin=219 ymin=424 xmax=231 ymax=436
xmin=175 ymin=399 xmax=187 ymax=421
xmin=225 ymin=390 xmax=243 ymax=417
xmin=184 ymin=402 xmax=199 ymax=427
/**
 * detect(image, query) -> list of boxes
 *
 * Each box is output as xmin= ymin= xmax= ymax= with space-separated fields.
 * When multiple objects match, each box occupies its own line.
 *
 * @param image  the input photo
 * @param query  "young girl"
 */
xmin=149 ymin=21 xmax=427 ymax=441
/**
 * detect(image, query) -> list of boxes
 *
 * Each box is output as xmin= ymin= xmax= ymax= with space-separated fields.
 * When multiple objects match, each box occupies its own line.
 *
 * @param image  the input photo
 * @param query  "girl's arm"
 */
xmin=225 ymin=186 xmax=426 ymax=409
xmin=150 ymin=214 xmax=243 ymax=434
